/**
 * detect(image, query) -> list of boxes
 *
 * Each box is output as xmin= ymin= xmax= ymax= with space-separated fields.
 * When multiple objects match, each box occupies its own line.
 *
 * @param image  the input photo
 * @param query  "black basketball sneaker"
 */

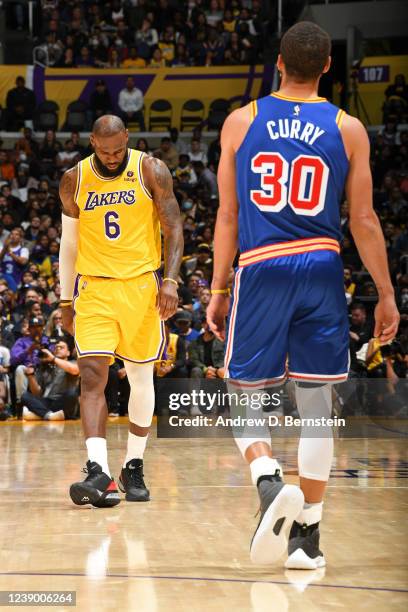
xmin=70 ymin=461 xmax=121 ymax=508
xmin=250 ymin=470 xmax=304 ymax=564
xmin=285 ymin=521 xmax=326 ymax=569
xmin=118 ymin=459 xmax=150 ymax=502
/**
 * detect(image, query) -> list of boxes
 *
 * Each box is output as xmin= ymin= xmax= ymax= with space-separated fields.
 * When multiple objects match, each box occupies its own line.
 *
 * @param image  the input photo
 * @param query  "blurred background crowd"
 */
xmin=0 ymin=1 xmax=406 ymax=422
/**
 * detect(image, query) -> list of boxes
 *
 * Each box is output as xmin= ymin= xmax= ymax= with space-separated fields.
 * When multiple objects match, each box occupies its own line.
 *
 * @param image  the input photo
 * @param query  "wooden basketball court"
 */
xmin=0 ymin=418 xmax=407 ymax=611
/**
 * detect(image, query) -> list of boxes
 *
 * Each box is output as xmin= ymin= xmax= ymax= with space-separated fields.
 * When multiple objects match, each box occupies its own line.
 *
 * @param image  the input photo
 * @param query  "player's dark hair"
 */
xmin=280 ymin=21 xmax=331 ymax=82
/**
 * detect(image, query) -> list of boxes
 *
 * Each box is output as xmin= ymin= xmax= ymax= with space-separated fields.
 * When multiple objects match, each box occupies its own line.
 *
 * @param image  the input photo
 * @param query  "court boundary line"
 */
xmin=0 ymin=571 xmax=407 ymax=594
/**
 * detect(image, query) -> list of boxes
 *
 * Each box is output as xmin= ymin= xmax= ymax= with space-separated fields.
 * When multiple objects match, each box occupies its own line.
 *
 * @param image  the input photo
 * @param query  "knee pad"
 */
xmin=295 ymin=383 xmax=333 ymax=481
xmin=124 ymin=362 xmax=155 ymax=428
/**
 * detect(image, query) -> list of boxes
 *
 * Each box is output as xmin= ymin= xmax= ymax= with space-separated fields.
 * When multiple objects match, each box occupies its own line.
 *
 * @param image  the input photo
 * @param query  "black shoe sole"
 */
xmin=118 ymin=478 xmax=150 ymax=502
xmin=69 ymin=483 xmax=121 ymax=508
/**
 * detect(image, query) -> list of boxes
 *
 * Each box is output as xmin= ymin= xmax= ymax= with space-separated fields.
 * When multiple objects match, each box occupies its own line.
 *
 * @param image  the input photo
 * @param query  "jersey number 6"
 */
xmin=104 ymin=211 xmax=121 ymax=240
xmin=250 ymin=153 xmax=329 ymax=217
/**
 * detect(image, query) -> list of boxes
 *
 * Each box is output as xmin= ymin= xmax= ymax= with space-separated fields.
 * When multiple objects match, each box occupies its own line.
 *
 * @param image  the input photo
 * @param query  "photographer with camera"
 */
xmin=10 ymin=316 xmax=50 ymax=415
xmin=22 ymin=339 xmax=79 ymax=421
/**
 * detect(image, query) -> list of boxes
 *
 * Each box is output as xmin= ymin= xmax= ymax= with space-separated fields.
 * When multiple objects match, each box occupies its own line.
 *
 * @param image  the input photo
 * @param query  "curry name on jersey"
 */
xmin=74 ymin=148 xmax=161 ymax=279
xmin=236 ymin=92 xmax=349 ymax=253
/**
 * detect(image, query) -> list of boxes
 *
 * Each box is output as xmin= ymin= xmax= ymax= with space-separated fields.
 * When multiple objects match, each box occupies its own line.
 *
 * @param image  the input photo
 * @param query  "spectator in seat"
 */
xmin=135 ymin=18 xmax=159 ymax=58
xmin=384 ymin=74 xmax=408 ymax=105
xmin=194 ymin=161 xmax=218 ymax=199
xmin=76 ymin=46 xmax=94 ymax=67
xmin=14 ymin=126 xmax=40 ymax=160
xmin=21 ymin=339 xmax=79 ymax=421
xmin=70 ymin=131 xmax=87 ymax=158
xmin=188 ymin=138 xmax=208 ymax=164
xmin=10 ymin=316 xmax=50 ymax=411
xmin=189 ymin=318 xmax=225 ymax=379
xmin=89 ymin=80 xmax=113 ymax=121
xmin=154 ymin=137 xmax=179 ymax=170
xmin=158 ymin=26 xmax=176 ymax=65
xmin=169 ymin=127 xmax=188 ymax=155
xmin=6 ymin=76 xmax=36 ymax=131
xmin=56 ymin=140 xmax=79 ymax=173
xmin=192 ymin=286 xmax=211 ymax=329
xmin=344 ymin=266 xmax=356 ymax=305
xmin=135 ymin=138 xmax=151 ymax=154
xmin=175 ymin=155 xmax=197 ymax=192
xmin=349 ymin=304 xmax=373 ymax=377
xmin=173 ymin=310 xmax=200 ymax=344
xmin=0 ymin=228 xmax=29 ymax=292
xmin=122 ymin=47 xmax=146 ymax=69
xmin=118 ymin=76 xmax=146 ymax=130
xmin=0 ymin=151 xmax=16 ymax=182
xmin=0 ymin=333 xmax=10 ymax=418
xmin=222 ymin=8 xmax=237 ymax=34
xmin=38 ymin=130 xmax=62 ymax=178
xmin=149 ymin=48 xmax=166 ymax=68
xmin=206 ymin=0 xmax=223 ymax=27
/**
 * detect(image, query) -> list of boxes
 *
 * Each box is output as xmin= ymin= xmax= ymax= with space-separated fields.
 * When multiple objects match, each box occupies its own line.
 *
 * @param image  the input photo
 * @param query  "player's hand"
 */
xmin=61 ymin=305 xmax=74 ymax=335
xmin=157 ymin=281 xmax=178 ymax=320
xmin=374 ymin=294 xmax=400 ymax=344
xmin=207 ymin=294 xmax=230 ymax=341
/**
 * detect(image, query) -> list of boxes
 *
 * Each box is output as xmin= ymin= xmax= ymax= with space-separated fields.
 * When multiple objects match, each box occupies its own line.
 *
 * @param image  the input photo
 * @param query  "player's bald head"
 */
xmin=90 ymin=115 xmax=129 ymax=177
xmin=92 ymin=115 xmax=126 ymax=137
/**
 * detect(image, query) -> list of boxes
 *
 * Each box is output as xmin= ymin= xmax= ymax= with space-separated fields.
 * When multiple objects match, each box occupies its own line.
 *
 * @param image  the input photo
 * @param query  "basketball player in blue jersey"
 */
xmin=207 ymin=22 xmax=399 ymax=568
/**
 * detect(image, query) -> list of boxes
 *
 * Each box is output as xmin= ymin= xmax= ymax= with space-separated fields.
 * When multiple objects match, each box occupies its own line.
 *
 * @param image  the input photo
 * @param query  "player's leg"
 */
xmin=117 ymin=362 xmax=154 ymax=502
xmin=284 ymin=381 xmax=332 ymax=569
xmin=69 ymin=276 xmax=121 ymax=507
xmin=69 ymin=356 xmax=120 ymax=508
xmin=115 ymin=272 xmax=165 ymax=502
xmin=286 ymin=251 xmax=349 ymax=568
xmin=226 ymin=263 xmax=304 ymax=564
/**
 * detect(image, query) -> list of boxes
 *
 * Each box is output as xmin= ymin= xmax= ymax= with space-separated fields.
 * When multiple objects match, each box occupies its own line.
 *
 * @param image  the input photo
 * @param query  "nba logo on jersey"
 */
xmin=293 ymin=104 xmax=300 ymax=116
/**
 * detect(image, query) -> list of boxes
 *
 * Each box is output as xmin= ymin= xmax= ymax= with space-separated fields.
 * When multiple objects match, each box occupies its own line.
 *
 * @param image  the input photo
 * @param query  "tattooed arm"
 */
xmin=59 ymin=166 xmax=80 ymax=218
xmin=143 ymin=155 xmax=184 ymax=320
xmin=59 ymin=166 xmax=80 ymax=334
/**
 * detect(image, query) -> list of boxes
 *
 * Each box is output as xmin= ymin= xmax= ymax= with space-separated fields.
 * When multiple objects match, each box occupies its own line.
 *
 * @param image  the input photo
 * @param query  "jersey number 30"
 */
xmin=250 ymin=153 xmax=329 ymax=217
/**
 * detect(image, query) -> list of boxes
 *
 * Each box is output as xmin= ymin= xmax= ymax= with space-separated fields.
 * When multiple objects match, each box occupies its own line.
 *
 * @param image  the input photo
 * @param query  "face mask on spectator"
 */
xmin=182 ymin=200 xmax=193 ymax=211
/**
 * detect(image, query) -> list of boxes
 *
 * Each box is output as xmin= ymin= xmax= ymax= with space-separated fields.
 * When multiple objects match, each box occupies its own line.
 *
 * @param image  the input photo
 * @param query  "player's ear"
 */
xmin=89 ymin=133 xmax=95 ymax=149
xmin=276 ymin=54 xmax=284 ymax=74
xmin=322 ymin=56 xmax=331 ymax=74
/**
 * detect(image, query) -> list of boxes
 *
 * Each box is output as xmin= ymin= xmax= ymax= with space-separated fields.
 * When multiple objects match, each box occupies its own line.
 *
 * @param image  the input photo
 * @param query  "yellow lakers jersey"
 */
xmin=74 ymin=148 xmax=161 ymax=279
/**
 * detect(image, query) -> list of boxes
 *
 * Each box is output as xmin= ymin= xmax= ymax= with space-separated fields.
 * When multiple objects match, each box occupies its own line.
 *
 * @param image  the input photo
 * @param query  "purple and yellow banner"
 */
xmin=28 ymin=65 xmax=273 ymax=130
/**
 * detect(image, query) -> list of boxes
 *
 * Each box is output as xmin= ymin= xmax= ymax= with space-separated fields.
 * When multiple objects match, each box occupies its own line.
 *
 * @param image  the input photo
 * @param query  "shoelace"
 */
xmin=128 ymin=464 xmax=145 ymax=487
xmin=81 ymin=465 xmax=101 ymax=481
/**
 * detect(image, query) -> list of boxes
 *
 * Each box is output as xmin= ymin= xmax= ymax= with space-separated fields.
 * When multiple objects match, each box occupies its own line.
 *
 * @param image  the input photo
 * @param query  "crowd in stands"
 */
xmin=34 ymin=0 xmax=267 ymax=68
xmin=0 ymin=69 xmax=407 ymax=419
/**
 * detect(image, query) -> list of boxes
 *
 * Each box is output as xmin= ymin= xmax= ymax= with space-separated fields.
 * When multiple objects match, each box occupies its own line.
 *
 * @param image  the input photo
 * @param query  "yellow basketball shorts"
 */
xmin=73 ymin=271 xmax=165 ymax=364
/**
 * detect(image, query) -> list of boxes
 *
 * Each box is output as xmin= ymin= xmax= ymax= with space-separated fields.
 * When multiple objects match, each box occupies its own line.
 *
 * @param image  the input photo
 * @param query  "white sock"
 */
xmin=296 ymin=501 xmax=323 ymax=526
xmin=86 ymin=437 xmax=111 ymax=477
xmin=250 ymin=456 xmax=282 ymax=485
xmin=123 ymin=431 xmax=148 ymax=467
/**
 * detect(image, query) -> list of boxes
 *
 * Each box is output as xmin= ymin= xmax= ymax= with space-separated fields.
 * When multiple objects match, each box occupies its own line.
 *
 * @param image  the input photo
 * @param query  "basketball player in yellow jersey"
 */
xmin=59 ymin=115 xmax=183 ymax=507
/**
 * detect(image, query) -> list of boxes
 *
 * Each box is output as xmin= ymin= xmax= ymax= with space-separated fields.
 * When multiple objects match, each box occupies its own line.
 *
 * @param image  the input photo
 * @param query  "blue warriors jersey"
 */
xmin=235 ymin=92 xmax=349 ymax=253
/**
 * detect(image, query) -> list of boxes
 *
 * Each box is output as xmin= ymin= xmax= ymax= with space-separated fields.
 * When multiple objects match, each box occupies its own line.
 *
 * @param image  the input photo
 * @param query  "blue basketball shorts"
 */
xmin=224 ymin=241 xmax=350 ymax=384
